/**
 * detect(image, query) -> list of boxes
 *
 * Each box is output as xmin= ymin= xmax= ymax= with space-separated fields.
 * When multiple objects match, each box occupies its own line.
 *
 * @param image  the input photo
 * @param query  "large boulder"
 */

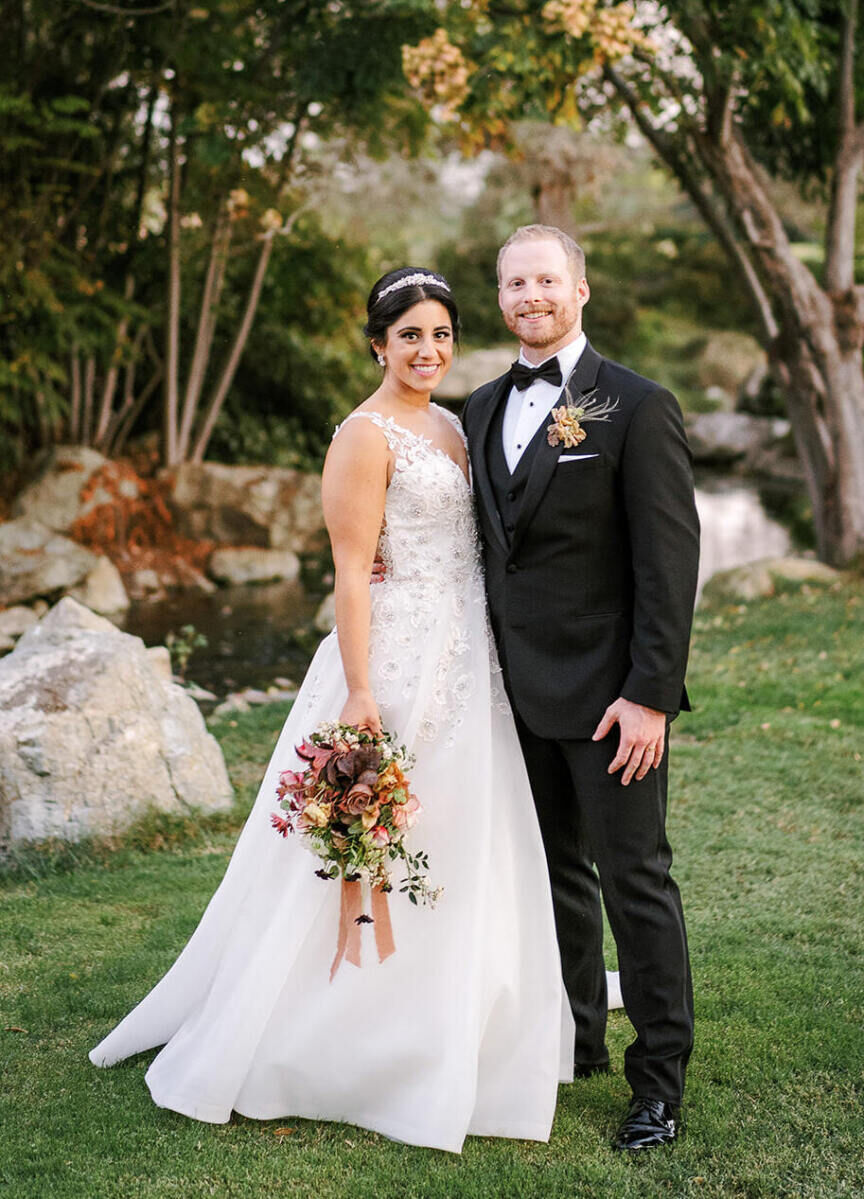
xmin=686 ymin=412 xmax=791 ymax=466
xmin=0 ymin=598 xmax=233 ymax=850
xmin=168 ymin=463 xmax=326 ymax=553
xmin=0 ymin=518 xmax=100 ymax=607
xmin=313 ymin=591 xmax=336 ymax=634
xmin=124 ymin=562 xmax=215 ymax=602
xmin=701 ymin=556 xmax=841 ymax=603
xmin=68 ymin=556 xmax=130 ymax=614
xmin=0 ymin=605 xmax=42 ymax=653
xmin=12 ymin=445 xmax=142 ymax=532
xmin=208 ymin=546 xmax=301 ymax=586
xmin=434 ymin=347 xmax=515 ymax=401
xmin=0 ymin=605 xmax=41 ymax=638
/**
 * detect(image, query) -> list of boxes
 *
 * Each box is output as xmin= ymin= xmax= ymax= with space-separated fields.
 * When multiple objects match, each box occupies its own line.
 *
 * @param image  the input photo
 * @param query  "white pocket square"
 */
xmin=558 ymin=453 xmax=599 ymax=462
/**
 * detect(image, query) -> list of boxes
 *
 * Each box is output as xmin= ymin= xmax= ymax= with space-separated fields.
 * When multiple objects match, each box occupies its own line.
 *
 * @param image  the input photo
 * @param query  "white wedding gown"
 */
xmin=90 ymin=407 xmax=576 ymax=1152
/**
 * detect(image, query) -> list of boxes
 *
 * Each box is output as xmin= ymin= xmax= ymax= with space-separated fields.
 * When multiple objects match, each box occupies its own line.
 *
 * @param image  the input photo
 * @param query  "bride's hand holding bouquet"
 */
xmin=271 ymin=719 xmax=440 ymax=979
xmin=339 ymin=686 xmax=382 ymax=737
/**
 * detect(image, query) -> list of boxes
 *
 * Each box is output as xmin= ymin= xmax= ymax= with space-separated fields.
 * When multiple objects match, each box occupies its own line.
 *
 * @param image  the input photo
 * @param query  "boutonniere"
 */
xmin=546 ymin=389 xmax=619 ymax=448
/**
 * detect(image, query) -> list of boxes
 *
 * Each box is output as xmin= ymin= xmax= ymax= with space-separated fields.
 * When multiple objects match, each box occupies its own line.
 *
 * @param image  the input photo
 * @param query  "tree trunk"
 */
xmin=163 ymin=102 xmax=182 ymax=467
xmin=534 ymin=179 xmax=576 ymax=234
xmin=696 ymin=127 xmax=864 ymax=565
xmin=818 ymin=341 xmax=864 ymax=564
xmin=82 ymin=357 xmax=96 ymax=444
xmin=190 ymin=233 xmax=274 ymax=464
xmin=95 ymin=273 xmax=135 ymax=450
xmin=101 ymin=324 xmax=146 ymax=454
xmin=69 ymin=350 xmax=81 ymax=442
xmin=110 ymin=364 xmax=164 ymax=457
xmin=176 ymin=206 xmax=233 ymax=461
xmin=605 ymin=64 xmax=864 ymax=566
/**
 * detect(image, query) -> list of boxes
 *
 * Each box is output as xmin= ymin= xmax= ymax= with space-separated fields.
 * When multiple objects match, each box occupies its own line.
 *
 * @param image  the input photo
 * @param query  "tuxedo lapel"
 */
xmin=469 ymin=373 xmax=511 ymax=555
xmin=511 ymin=343 xmax=604 ymax=555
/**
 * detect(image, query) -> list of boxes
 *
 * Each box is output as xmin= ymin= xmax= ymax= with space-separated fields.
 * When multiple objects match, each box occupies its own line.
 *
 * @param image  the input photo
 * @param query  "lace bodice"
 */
xmin=326 ymin=405 xmax=508 ymax=747
xmin=336 ymin=406 xmax=481 ymax=591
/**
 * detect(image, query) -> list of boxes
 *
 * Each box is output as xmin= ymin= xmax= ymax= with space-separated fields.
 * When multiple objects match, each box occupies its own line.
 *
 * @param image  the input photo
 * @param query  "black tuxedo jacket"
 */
xmin=463 ymin=341 xmax=700 ymax=739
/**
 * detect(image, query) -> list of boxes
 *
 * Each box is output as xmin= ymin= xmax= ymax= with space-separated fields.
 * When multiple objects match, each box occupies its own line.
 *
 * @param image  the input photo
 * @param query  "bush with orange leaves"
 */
xmin=69 ymin=462 xmax=214 ymax=584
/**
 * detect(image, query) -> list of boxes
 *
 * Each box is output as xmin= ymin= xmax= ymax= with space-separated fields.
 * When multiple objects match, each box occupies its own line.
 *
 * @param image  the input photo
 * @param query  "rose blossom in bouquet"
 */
xmin=271 ymin=722 xmax=440 ymax=978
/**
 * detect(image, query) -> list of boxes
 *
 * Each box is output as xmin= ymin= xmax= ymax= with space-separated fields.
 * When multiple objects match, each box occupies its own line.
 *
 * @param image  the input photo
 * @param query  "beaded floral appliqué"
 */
xmin=335 ymin=408 xmax=498 ymax=746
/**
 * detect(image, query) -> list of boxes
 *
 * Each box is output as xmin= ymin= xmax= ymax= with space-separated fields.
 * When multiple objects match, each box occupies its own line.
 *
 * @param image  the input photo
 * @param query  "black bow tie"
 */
xmin=510 ymin=357 xmax=563 ymax=391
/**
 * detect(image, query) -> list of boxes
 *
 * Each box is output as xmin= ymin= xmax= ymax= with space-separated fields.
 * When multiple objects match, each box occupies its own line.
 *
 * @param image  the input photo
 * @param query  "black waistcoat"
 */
xmin=485 ymin=394 xmax=552 ymax=545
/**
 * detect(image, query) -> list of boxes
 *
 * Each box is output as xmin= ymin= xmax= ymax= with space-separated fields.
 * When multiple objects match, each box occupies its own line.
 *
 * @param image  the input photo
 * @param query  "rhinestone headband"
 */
xmin=374 ymin=273 xmax=450 ymax=303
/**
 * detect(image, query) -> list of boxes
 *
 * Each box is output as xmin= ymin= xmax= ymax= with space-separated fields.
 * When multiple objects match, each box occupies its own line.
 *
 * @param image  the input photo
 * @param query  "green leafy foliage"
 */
xmin=0 ymin=0 xmax=435 ymax=475
xmin=204 ymin=217 xmax=379 ymax=469
xmin=420 ymin=1 xmax=856 ymax=187
xmin=164 ymin=625 xmax=208 ymax=682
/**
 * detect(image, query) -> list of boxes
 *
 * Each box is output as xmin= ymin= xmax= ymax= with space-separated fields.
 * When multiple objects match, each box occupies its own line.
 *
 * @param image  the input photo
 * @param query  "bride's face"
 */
xmin=376 ymin=299 xmax=454 ymax=394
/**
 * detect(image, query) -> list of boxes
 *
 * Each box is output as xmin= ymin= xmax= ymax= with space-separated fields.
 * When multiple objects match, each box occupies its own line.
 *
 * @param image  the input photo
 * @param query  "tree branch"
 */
xmin=95 ymin=273 xmax=135 ymax=446
xmin=694 ymin=123 xmax=835 ymax=350
xmin=69 ymin=351 xmax=82 ymax=442
xmin=838 ymin=0 xmax=857 ymax=137
xmin=176 ymin=205 xmax=233 ymax=461
xmin=603 ymin=64 xmax=779 ymax=343
xmin=109 ymin=364 xmax=164 ymax=457
xmin=704 ymin=77 xmax=736 ymax=147
xmin=82 ymin=357 xmax=96 ymax=444
xmin=100 ymin=325 xmax=145 ymax=453
xmin=76 ymin=0 xmax=174 ymax=14
xmin=630 ymin=47 xmax=692 ymax=112
xmin=190 ymin=232 xmax=276 ymax=463
xmin=825 ymin=0 xmax=862 ymax=293
xmin=163 ymin=97 xmax=182 ymax=466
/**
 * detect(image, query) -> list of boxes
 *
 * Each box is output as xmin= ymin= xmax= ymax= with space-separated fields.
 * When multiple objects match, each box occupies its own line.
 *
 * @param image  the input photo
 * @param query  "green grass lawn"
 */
xmin=2 ymin=582 xmax=863 ymax=1198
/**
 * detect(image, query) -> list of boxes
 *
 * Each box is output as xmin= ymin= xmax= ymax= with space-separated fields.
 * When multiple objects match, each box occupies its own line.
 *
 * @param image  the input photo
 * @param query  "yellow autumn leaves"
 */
xmin=542 ymin=1 xmax=655 ymax=60
xmin=402 ymin=5 xmax=654 ymax=128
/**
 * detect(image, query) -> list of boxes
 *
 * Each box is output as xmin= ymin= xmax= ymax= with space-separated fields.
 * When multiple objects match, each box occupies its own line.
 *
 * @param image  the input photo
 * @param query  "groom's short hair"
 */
xmin=497 ymin=225 xmax=586 ymax=284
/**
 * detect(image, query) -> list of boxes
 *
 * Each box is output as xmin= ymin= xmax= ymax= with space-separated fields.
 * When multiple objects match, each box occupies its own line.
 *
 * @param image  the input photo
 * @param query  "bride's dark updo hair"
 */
xmin=364 ymin=267 xmax=460 ymax=362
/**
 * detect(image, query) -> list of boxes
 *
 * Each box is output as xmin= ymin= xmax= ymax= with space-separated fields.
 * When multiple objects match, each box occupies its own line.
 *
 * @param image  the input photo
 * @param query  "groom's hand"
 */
xmin=592 ymin=698 xmax=667 ymax=786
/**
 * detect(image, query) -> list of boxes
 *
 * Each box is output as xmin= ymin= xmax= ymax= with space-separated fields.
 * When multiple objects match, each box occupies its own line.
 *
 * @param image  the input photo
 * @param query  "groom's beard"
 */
xmin=502 ymin=298 xmax=582 ymax=351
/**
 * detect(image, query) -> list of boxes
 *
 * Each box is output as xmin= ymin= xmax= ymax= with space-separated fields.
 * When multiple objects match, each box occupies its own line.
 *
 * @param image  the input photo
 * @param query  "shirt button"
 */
xmin=516 ymin=443 xmax=522 ymax=450
xmin=506 ymin=563 xmax=518 ymax=573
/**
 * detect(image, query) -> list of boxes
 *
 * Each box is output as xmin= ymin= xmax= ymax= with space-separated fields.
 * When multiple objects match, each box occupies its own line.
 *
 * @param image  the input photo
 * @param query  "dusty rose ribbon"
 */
xmin=371 ymin=884 xmax=396 ymax=963
xmin=329 ymin=879 xmax=396 ymax=982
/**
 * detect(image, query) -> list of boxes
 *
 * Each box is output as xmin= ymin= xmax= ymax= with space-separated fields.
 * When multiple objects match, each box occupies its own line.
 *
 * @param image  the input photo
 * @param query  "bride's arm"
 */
xmin=321 ymin=419 xmax=390 ymax=734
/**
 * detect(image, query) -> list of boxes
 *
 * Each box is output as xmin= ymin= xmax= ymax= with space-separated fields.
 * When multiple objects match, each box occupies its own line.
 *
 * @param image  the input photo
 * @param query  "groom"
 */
xmin=462 ymin=225 xmax=699 ymax=1152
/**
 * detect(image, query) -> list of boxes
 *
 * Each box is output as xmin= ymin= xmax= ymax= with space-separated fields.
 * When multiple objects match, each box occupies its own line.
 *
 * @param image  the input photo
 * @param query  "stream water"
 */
xmin=119 ymin=474 xmax=797 ymax=699
xmin=694 ymin=474 xmax=792 ymax=594
xmin=120 ymin=578 xmax=325 ymax=698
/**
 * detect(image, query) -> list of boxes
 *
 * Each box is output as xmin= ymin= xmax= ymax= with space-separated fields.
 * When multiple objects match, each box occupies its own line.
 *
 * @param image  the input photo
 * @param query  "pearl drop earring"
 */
xmin=377 ymin=354 xmax=386 ymax=367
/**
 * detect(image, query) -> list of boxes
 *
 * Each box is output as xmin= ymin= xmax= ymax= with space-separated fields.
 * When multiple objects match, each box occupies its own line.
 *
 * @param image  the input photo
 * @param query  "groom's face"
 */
xmin=497 ymin=239 xmax=589 ymax=359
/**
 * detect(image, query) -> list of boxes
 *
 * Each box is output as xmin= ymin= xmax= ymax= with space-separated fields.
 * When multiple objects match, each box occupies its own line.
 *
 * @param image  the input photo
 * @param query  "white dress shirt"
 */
xmin=501 ymin=332 xmax=587 ymax=474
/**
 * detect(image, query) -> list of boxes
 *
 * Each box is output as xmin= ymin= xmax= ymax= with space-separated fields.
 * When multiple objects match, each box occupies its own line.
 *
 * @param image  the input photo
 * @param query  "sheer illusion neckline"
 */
xmin=347 ymin=405 xmax=470 ymax=486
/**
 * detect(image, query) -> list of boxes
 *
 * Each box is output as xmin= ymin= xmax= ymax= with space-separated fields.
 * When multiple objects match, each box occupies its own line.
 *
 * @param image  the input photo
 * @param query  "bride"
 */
xmin=90 ymin=269 xmax=583 ymax=1153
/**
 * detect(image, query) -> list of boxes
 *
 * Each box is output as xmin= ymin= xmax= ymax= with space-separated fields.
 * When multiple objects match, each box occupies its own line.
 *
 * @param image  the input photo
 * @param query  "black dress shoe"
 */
xmin=612 ymin=1097 xmax=680 ymax=1151
xmin=573 ymin=1061 xmax=611 ymax=1079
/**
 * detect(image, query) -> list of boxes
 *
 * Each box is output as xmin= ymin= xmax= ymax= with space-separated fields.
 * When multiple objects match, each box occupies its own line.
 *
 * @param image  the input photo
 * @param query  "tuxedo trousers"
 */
xmin=514 ymin=713 xmax=694 ymax=1105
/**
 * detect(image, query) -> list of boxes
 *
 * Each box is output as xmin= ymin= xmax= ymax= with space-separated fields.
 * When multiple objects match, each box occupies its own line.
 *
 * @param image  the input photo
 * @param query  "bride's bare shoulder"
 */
xmin=325 ymin=408 xmax=391 ymax=469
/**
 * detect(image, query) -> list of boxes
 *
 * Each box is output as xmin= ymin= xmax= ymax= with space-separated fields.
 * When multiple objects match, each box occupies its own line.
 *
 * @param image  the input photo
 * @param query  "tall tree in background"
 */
xmin=404 ymin=1 xmax=864 ymax=566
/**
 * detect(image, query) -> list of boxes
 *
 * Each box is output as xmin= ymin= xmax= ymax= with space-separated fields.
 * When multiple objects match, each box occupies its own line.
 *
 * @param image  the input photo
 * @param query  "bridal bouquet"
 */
xmin=271 ymin=721 xmax=440 ymax=906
